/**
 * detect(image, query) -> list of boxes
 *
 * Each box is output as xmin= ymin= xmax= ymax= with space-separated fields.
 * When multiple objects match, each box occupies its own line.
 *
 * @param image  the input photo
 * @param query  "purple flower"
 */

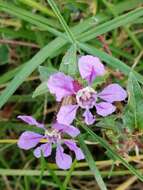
xmin=47 ymin=72 xmax=75 ymax=101
xmin=17 ymin=115 xmax=84 ymax=170
xmin=47 ymin=55 xmax=127 ymax=125
xmin=78 ymin=55 xmax=105 ymax=84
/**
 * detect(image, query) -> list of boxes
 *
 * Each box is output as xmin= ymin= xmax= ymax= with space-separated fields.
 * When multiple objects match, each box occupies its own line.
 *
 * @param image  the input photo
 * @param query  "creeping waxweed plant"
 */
xmin=17 ymin=115 xmax=84 ymax=169
xmin=1 ymin=0 xmax=143 ymax=188
xmin=17 ymin=54 xmax=128 ymax=169
xmin=48 ymin=55 xmax=127 ymax=126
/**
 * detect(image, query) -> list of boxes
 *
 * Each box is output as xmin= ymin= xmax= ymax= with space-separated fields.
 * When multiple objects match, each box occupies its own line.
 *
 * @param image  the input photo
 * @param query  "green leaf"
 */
xmin=18 ymin=0 xmax=55 ymax=18
xmin=123 ymin=72 xmax=143 ymax=129
xmin=79 ymin=7 xmax=143 ymax=42
xmin=0 ymin=65 xmax=22 ymax=85
xmin=47 ymin=0 xmax=76 ymax=44
xmin=36 ymin=153 xmax=46 ymax=190
xmin=38 ymin=65 xmax=57 ymax=81
xmin=63 ymin=159 xmax=77 ymax=189
xmin=92 ymin=74 xmax=109 ymax=88
xmin=47 ymin=164 xmax=65 ymax=190
xmin=0 ymin=2 xmax=62 ymax=36
xmin=33 ymin=82 xmax=49 ymax=98
xmin=96 ymin=115 xmax=117 ymax=130
xmin=24 ymin=176 xmax=29 ymax=190
xmin=0 ymin=45 xmax=9 ymax=65
xmin=79 ymin=135 xmax=107 ymax=190
xmin=60 ymin=44 xmax=78 ymax=76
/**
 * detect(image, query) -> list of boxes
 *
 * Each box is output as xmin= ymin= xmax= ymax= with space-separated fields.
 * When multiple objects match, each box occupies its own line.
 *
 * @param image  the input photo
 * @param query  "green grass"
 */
xmin=0 ymin=0 xmax=143 ymax=189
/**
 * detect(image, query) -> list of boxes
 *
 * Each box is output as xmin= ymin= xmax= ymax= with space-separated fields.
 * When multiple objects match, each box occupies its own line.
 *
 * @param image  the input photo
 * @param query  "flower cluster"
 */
xmin=17 ymin=55 xmax=127 ymax=170
xmin=48 ymin=55 xmax=127 ymax=125
xmin=17 ymin=116 xmax=84 ymax=169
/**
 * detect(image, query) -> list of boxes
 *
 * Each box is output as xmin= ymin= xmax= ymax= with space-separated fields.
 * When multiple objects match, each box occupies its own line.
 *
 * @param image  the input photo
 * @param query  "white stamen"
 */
xmin=76 ymin=86 xmax=97 ymax=109
xmin=45 ymin=129 xmax=61 ymax=139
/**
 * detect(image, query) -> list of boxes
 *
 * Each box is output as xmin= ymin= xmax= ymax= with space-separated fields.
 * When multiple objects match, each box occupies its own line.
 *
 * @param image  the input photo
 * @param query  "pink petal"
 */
xmin=64 ymin=140 xmax=85 ymax=160
xmin=57 ymin=105 xmax=78 ymax=125
xmin=47 ymin=72 xmax=75 ymax=101
xmin=53 ymin=122 xmax=80 ymax=137
xmin=33 ymin=143 xmax=52 ymax=158
xmin=17 ymin=131 xmax=42 ymax=150
xmin=78 ymin=55 xmax=105 ymax=84
xmin=83 ymin=109 xmax=95 ymax=125
xmin=98 ymin=84 xmax=127 ymax=103
xmin=95 ymin=102 xmax=116 ymax=117
xmin=17 ymin=115 xmax=44 ymax=128
xmin=56 ymin=145 xmax=72 ymax=170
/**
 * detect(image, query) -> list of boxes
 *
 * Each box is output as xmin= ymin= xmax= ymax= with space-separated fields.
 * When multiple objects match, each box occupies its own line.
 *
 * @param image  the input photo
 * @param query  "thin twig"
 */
xmin=0 ymin=19 xmax=21 ymax=27
xmin=77 ymin=154 xmax=143 ymax=168
xmin=43 ymin=94 xmax=48 ymax=123
xmin=132 ymin=50 xmax=143 ymax=69
xmin=2 ymin=176 xmax=13 ymax=190
xmin=0 ymin=168 xmax=143 ymax=177
xmin=0 ymin=76 xmax=39 ymax=89
xmin=45 ymin=106 xmax=57 ymax=114
xmin=0 ymin=39 xmax=40 ymax=48
xmin=115 ymin=176 xmax=137 ymax=190
xmin=0 ymin=139 xmax=98 ymax=145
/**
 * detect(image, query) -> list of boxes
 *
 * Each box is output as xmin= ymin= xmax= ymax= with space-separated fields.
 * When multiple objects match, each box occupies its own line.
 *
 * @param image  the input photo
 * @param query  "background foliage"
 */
xmin=0 ymin=0 xmax=143 ymax=189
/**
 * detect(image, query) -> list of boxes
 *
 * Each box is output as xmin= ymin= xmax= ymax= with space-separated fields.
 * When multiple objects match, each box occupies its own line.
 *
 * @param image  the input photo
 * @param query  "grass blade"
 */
xmin=0 ymin=37 xmax=66 ymax=109
xmin=1 ymin=168 xmax=143 ymax=177
xmin=123 ymin=72 xmax=143 ymax=129
xmin=63 ymin=159 xmax=77 ymax=189
xmin=18 ymin=0 xmax=55 ymax=18
xmin=36 ymin=154 xmax=46 ymax=190
xmin=1 ymin=3 xmax=143 ymax=109
xmin=0 ymin=2 xmax=63 ymax=38
xmin=79 ymin=135 xmax=107 ymax=190
xmin=47 ymin=0 xmax=76 ymax=44
xmin=79 ymin=7 xmax=143 ymax=42
xmin=47 ymin=163 xmax=65 ymax=190
xmin=79 ymin=123 xmax=143 ymax=182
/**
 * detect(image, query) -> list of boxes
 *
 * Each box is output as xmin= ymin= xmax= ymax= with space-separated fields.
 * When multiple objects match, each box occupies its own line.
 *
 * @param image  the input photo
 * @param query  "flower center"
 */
xmin=45 ymin=129 xmax=61 ymax=142
xmin=76 ymin=86 xmax=97 ymax=109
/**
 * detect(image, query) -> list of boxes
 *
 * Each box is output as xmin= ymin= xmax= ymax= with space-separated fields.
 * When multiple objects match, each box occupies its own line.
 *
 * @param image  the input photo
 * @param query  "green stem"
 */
xmin=0 ymin=169 xmax=143 ymax=177
xmin=47 ymin=0 xmax=77 ymax=44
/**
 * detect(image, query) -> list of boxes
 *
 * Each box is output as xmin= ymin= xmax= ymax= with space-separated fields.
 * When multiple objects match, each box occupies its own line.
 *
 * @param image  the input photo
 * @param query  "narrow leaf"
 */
xmin=47 ymin=163 xmax=65 ymax=190
xmin=33 ymin=82 xmax=49 ymax=98
xmin=63 ymin=159 xmax=77 ymax=189
xmin=60 ymin=44 xmax=78 ymax=76
xmin=79 ymin=135 xmax=107 ymax=190
xmin=38 ymin=65 xmax=57 ymax=81
xmin=0 ymin=37 xmax=67 ymax=109
xmin=123 ymin=72 xmax=143 ymax=129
